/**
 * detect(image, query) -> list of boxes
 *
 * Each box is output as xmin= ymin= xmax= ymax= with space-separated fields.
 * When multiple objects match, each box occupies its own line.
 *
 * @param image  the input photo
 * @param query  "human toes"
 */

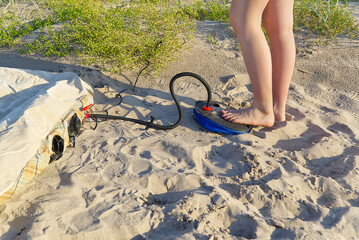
xmin=221 ymin=110 xmax=230 ymax=118
xmin=222 ymin=112 xmax=237 ymax=122
xmin=221 ymin=109 xmax=228 ymax=115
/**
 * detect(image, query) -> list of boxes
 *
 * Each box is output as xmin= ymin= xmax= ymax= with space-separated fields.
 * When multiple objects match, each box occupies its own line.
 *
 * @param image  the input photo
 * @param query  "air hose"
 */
xmin=89 ymin=72 xmax=212 ymax=130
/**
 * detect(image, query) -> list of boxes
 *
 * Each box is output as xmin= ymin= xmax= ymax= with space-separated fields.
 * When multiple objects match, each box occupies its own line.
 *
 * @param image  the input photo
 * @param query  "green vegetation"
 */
xmin=28 ymin=0 xmax=195 ymax=72
xmin=0 ymin=0 xmax=358 ymax=72
xmin=181 ymin=0 xmax=230 ymax=23
xmin=1 ymin=0 xmax=196 ymax=72
xmin=294 ymin=0 xmax=359 ymax=40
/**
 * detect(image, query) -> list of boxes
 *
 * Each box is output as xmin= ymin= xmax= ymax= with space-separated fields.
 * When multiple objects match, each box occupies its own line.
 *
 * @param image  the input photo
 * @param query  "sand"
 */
xmin=0 ymin=14 xmax=359 ymax=240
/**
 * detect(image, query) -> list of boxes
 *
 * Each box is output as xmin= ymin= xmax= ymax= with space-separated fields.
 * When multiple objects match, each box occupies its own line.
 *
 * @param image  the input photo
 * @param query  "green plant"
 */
xmin=22 ymin=0 xmax=195 ymax=72
xmin=1 ymin=0 xmax=40 ymax=11
xmin=294 ymin=0 xmax=359 ymax=40
xmin=208 ymin=31 xmax=218 ymax=44
xmin=0 ymin=9 xmax=55 ymax=47
xmin=181 ymin=0 xmax=230 ymax=23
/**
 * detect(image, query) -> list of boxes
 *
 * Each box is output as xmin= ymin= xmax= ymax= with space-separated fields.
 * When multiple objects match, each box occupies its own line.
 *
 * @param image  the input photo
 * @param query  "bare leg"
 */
xmin=222 ymin=0 xmax=275 ymax=127
xmin=263 ymin=0 xmax=295 ymax=122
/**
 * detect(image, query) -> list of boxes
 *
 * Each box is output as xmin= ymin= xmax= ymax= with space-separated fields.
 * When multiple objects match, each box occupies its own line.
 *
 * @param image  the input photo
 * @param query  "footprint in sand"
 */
xmin=227 ymin=214 xmax=258 ymax=239
xmin=328 ymin=122 xmax=354 ymax=136
xmin=273 ymin=123 xmax=331 ymax=152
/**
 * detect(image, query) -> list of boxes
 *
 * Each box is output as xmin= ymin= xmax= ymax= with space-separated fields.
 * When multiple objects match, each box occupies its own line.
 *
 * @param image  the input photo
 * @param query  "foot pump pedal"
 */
xmin=193 ymin=101 xmax=252 ymax=135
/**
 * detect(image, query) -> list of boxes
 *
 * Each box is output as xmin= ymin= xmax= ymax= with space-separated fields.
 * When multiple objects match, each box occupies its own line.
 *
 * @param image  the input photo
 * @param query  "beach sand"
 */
xmin=0 ymin=16 xmax=359 ymax=240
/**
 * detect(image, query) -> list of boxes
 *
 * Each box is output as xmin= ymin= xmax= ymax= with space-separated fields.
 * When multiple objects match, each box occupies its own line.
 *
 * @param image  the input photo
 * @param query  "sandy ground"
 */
xmin=349 ymin=2 xmax=359 ymax=20
xmin=0 ymin=10 xmax=359 ymax=240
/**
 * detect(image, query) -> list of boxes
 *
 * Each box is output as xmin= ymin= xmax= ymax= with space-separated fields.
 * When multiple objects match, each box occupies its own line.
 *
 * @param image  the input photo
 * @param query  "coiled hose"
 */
xmin=89 ymin=72 xmax=212 ymax=130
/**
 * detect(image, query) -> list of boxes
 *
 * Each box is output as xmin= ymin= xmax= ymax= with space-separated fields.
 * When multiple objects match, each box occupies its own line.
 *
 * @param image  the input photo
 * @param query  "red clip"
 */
xmin=82 ymin=104 xmax=93 ymax=121
xmin=82 ymin=104 xmax=93 ymax=111
xmin=202 ymin=105 xmax=212 ymax=111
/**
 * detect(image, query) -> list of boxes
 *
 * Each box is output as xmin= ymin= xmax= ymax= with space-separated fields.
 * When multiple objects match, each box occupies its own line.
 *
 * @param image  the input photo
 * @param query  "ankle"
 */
xmin=251 ymin=102 xmax=273 ymax=116
xmin=273 ymin=104 xmax=287 ymax=122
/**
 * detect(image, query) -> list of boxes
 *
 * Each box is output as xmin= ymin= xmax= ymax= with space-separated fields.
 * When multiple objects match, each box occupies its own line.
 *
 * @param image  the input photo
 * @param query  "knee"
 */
xmin=229 ymin=9 xmax=242 ymax=34
xmin=263 ymin=19 xmax=294 ymax=41
xmin=229 ymin=11 xmax=254 ymax=39
xmin=266 ymin=26 xmax=294 ymax=42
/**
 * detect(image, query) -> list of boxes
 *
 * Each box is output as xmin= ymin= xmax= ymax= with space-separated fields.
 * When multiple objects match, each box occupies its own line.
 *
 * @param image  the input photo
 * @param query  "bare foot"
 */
xmin=274 ymin=112 xmax=293 ymax=122
xmin=221 ymin=107 xmax=275 ymax=127
xmin=273 ymin=104 xmax=293 ymax=122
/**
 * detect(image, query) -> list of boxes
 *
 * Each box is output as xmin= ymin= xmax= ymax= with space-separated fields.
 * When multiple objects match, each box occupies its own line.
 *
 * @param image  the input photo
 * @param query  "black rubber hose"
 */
xmin=90 ymin=72 xmax=212 ymax=130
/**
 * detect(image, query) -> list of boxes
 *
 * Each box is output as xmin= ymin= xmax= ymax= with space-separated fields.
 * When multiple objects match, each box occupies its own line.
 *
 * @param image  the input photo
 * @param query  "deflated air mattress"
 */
xmin=0 ymin=67 xmax=93 ymax=204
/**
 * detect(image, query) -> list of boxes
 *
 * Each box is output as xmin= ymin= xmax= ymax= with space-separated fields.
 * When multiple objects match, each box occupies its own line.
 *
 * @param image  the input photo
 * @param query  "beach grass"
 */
xmin=1 ymin=0 xmax=196 ymax=72
xmin=0 ymin=0 xmax=358 ymax=72
xmin=294 ymin=0 xmax=359 ymax=40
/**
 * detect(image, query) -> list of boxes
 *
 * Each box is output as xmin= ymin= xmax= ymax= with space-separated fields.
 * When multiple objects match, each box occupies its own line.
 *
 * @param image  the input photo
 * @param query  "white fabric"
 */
xmin=0 ymin=67 xmax=92 ymax=195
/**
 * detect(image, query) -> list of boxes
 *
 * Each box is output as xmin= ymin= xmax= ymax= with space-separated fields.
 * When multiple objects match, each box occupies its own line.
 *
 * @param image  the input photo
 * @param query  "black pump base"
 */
xmin=193 ymin=101 xmax=252 ymax=135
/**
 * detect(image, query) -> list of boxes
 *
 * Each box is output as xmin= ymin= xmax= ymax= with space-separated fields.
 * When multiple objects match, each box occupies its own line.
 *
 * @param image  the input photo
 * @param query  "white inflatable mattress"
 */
xmin=0 ymin=67 xmax=93 ymax=204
